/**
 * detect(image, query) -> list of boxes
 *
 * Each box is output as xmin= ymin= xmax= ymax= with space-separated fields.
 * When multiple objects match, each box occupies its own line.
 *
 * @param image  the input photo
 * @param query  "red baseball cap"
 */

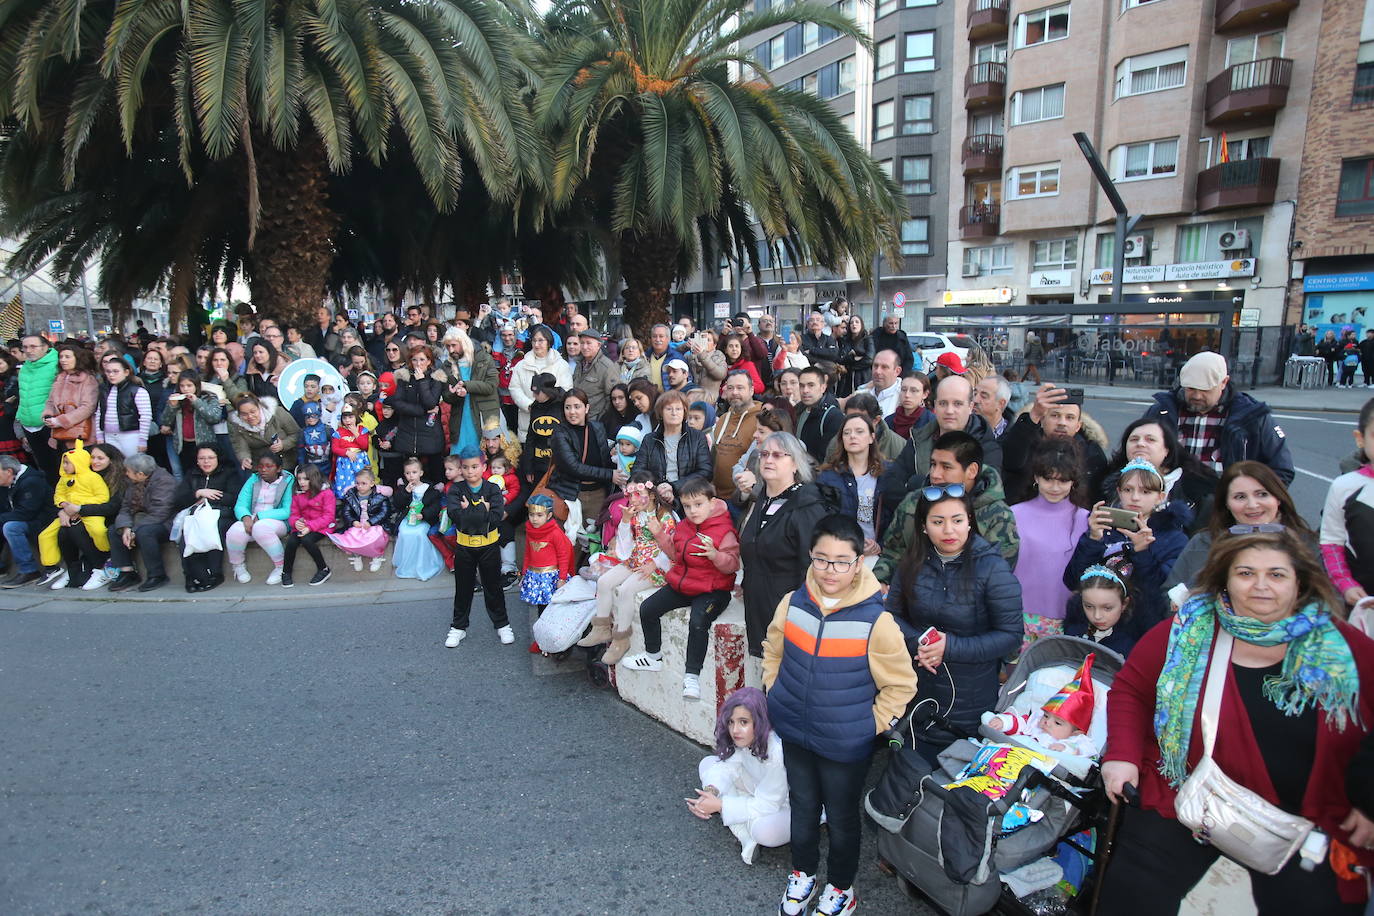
xmin=936 ymin=352 xmax=967 ymax=374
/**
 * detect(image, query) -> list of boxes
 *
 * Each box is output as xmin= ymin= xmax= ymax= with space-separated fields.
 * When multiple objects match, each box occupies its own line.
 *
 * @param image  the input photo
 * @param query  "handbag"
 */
xmin=50 ymin=405 xmax=93 ymax=442
xmin=181 ymin=500 xmax=225 ymax=556
xmin=1173 ymin=628 xmax=1315 ymax=875
xmin=530 ymin=449 xmax=570 ymax=522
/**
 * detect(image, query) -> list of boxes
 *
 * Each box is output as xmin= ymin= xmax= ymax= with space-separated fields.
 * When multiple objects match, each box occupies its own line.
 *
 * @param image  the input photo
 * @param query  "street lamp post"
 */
xmin=1073 ymin=132 xmax=1139 ymax=385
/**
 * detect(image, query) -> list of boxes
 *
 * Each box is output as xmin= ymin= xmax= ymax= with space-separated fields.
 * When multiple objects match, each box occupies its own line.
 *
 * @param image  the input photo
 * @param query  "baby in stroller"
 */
xmin=981 ymin=653 xmax=1100 ymax=759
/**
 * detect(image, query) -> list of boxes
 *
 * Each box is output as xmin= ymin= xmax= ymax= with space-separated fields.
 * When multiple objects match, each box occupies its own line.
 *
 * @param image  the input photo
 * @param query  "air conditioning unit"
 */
xmin=1218 ymin=228 xmax=1251 ymax=251
xmin=962 ymin=264 xmax=982 ymax=278
xmin=1123 ymin=235 xmax=1148 ymax=259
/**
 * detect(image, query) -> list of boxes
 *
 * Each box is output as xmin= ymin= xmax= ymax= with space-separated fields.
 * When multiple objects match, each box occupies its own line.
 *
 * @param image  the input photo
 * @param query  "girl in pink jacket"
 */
xmin=282 ymin=464 xmax=336 ymax=587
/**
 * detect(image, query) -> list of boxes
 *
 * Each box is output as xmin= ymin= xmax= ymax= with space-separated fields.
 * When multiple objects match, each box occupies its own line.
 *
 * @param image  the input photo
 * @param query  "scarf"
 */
xmin=1154 ymin=593 xmax=1360 ymax=787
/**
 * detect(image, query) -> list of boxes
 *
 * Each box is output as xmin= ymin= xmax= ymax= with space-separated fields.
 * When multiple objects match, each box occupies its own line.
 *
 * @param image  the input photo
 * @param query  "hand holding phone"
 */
xmin=919 ymin=626 xmax=942 ymax=647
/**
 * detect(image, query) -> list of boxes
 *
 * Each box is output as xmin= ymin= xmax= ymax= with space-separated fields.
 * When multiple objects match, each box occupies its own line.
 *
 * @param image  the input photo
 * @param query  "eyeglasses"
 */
xmin=1229 ymin=523 xmax=1285 ymax=535
xmin=810 ymin=555 xmax=857 ymax=573
xmin=921 ymin=483 xmax=966 ymax=501
xmin=757 ymin=449 xmax=793 ymax=461
xmin=386 ymin=347 xmax=400 ymax=353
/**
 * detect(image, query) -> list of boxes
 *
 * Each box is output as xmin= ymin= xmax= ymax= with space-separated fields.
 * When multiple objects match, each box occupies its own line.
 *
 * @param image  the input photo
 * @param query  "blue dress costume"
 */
xmin=392 ymin=483 xmax=444 ymax=581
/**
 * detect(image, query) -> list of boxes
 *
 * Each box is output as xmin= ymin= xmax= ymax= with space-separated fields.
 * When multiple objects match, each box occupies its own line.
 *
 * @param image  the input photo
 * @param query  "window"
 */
xmin=972 ymin=42 xmax=1006 ymax=65
xmin=969 ymin=110 xmax=1003 ymax=136
xmin=1226 ymin=31 xmax=1285 ymax=68
xmin=1015 ymin=4 xmax=1070 ymax=48
xmin=963 ymin=245 xmax=1014 ymax=276
xmin=875 ymin=37 xmax=897 ymax=80
xmin=1094 ymin=233 xmax=1115 ymax=269
xmin=1006 ymin=163 xmax=1060 ymax=199
xmin=903 ymin=31 xmax=937 ymax=72
xmin=879 ymin=0 xmax=938 ymax=14
xmin=878 ymin=159 xmax=894 ymax=180
xmin=1356 ymin=41 xmax=1374 ymax=104
xmin=1121 ymin=0 xmax=1163 ymax=9
xmin=1033 ymin=238 xmax=1078 ymax=270
xmin=1223 ymin=135 xmax=1270 ymax=160
xmin=1176 ymin=218 xmax=1263 ymax=261
xmin=900 ymin=156 xmax=933 ymax=194
xmin=1112 ymin=138 xmax=1179 ymax=180
xmin=840 ymin=111 xmax=855 ymax=137
xmin=806 ymin=57 xmax=855 ymax=99
xmin=901 ymin=218 xmax=931 ymax=256
xmin=873 ymin=100 xmax=895 ymax=141
xmin=1337 ymin=158 xmax=1374 ymax=217
xmin=1011 ymin=84 xmax=1065 ymax=124
xmin=1115 ymin=47 xmax=1188 ymax=98
xmin=900 ymin=95 xmax=935 ymax=134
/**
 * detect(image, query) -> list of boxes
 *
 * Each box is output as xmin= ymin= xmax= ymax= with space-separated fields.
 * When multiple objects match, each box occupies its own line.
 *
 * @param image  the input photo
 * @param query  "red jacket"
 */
xmin=727 ymin=357 xmax=764 ymax=395
xmin=485 ymin=468 xmax=520 ymax=506
xmin=523 ymin=517 xmax=573 ymax=578
xmin=331 ymin=425 xmax=370 ymax=458
xmin=288 ymin=488 xmax=337 ymax=534
xmin=1106 ymin=615 xmax=1374 ymax=889
xmin=655 ymin=497 xmax=740 ymax=595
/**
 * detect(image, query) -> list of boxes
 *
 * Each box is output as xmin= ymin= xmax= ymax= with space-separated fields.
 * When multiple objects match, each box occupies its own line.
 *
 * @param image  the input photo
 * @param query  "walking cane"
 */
xmin=1088 ymin=784 xmax=1137 ymax=916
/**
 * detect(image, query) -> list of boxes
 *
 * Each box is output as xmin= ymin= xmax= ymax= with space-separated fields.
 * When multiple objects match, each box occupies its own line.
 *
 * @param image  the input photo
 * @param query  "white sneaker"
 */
xmin=81 ymin=568 xmax=111 ymax=591
xmin=48 ymin=570 xmax=70 ymax=590
xmin=620 ymin=652 xmax=663 ymax=672
xmin=369 ymin=556 xmax=385 ymax=572
xmin=497 ymin=625 xmax=515 ymax=645
xmin=815 ymin=884 xmax=856 ymax=916
xmin=445 ymin=627 xmax=466 ymax=648
xmin=265 ymin=568 xmax=282 ymax=586
xmin=780 ymin=871 xmax=818 ymax=916
xmin=350 ymin=556 xmax=363 ymax=572
xmin=233 ymin=564 xmax=251 ymax=584
xmin=683 ymin=674 xmax=701 ymax=700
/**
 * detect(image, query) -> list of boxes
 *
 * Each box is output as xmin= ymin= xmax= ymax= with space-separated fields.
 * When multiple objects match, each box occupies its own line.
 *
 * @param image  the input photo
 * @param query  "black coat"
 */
xmin=883 ymin=535 xmax=1023 ymax=741
xmin=636 ymin=425 xmax=712 ymax=495
xmin=871 ymin=328 xmax=915 ymax=375
xmin=388 ymin=372 xmax=446 ymax=456
xmin=797 ymin=396 xmax=844 ymax=463
xmin=738 ymin=482 xmax=832 ymax=656
xmin=390 ymin=484 xmax=443 ymax=528
xmin=1000 ymin=414 xmax=1109 ymax=504
xmin=550 ymin=420 xmax=613 ymax=500
xmin=0 ymin=465 xmax=55 ymax=526
xmin=172 ymin=462 xmax=244 ymax=521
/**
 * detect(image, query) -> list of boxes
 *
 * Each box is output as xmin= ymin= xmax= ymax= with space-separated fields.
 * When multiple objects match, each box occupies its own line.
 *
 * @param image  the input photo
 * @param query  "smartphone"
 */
xmin=1061 ymin=387 xmax=1085 ymax=406
xmin=1104 ymin=506 xmax=1141 ymax=531
xmin=919 ymin=626 xmax=942 ymax=647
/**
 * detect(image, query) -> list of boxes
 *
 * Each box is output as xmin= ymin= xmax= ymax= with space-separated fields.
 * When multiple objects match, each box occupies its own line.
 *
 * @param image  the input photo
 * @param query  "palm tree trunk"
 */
xmin=620 ymin=228 xmax=678 ymax=341
xmin=246 ymin=134 xmax=339 ymax=326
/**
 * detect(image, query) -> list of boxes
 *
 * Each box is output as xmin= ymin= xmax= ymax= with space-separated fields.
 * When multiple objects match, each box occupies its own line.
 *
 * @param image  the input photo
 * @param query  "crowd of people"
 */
xmin=3 ymin=299 xmax=1373 ymax=915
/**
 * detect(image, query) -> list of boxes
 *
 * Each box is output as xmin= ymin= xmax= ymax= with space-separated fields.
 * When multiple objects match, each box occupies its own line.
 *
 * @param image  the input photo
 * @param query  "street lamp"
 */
xmin=1073 ymin=132 xmax=1140 ymax=319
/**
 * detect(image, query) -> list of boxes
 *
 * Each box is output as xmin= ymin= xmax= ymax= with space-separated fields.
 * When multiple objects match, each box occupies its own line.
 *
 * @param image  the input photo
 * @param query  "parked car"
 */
xmin=908 ymin=332 xmax=974 ymax=373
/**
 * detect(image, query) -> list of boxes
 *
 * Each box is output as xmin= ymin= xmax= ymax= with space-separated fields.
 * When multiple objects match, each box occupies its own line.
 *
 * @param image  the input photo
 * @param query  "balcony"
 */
xmin=967 ymin=0 xmax=1009 ymax=41
xmin=1214 ymin=0 xmax=1298 ymax=32
xmin=1204 ymin=58 xmax=1292 ymax=125
xmin=962 ymin=134 xmax=1004 ymax=176
xmin=959 ymin=203 xmax=1001 ymax=240
xmin=965 ymin=61 xmax=1006 ymax=109
xmin=1196 ymin=158 xmax=1280 ymax=212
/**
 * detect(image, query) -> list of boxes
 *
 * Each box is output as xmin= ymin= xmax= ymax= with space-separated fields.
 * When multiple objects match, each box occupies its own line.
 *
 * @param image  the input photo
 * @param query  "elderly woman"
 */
xmin=510 ymin=326 xmax=573 ymax=438
xmin=106 ymin=453 xmax=178 ymax=592
xmin=737 ymin=431 xmax=832 ymax=657
xmin=1101 ymin=529 xmax=1374 ymax=914
xmin=388 ymin=344 xmax=448 ymax=482
xmin=685 ymin=329 xmax=727 ymax=403
xmin=618 ymin=337 xmax=650 ymax=385
xmin=173 ymin=443 xmax=243 ymax=593
xmin=440 ymin=326 xmax=498 ymax=454
xmin=227 ymin=393 xmax=300 ymax=471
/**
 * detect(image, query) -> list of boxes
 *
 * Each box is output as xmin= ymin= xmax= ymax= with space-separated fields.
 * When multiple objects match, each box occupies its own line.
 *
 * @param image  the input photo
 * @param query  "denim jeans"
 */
xmin=3 ymin=519 xmax=40 ymax=573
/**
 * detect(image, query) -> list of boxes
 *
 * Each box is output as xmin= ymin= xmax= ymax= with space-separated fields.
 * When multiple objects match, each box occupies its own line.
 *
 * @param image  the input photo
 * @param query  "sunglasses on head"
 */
xmin=921 ymin=483 xmax=966 ymax=501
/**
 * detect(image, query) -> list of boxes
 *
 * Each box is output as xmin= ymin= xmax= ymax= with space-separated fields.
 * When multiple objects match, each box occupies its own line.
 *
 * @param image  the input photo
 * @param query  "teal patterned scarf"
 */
xmin=1154 ymin=593 xmax=1360 ymax=787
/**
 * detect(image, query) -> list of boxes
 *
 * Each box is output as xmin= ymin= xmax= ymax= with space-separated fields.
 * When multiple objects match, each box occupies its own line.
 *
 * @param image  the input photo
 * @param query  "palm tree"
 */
xmin=0 ymin=0 xmax=541 ymax=324
xmin=534 ymin=0 xmax=904 ymax=338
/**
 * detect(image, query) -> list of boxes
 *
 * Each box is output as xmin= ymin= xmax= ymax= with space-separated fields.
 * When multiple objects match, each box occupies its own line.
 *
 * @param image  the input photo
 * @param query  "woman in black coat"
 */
xmin=173 ymin=443 xmax=245 ymax=592
xmin=838 ymin=314 xmax=875 ymax=397
xmin=635 ymin=389 xmax=711 ymax=504
xmin=550 ymin=387 xmax=614 ymax=530
xmin=387 ymin=345 xmax=447 ymax=482
xmin=884 ymin=488 xmax=1023 ymax=767
xmin=737 ymin=431 xmax=833 ymax=658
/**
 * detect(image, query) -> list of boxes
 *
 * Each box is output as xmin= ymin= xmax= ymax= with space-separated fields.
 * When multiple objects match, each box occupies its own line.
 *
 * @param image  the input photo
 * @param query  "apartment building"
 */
xmin=1289 ymin=0 xmax=1374 ymax=344
xmin=939 ymin=0 xmax=1314 ymax=382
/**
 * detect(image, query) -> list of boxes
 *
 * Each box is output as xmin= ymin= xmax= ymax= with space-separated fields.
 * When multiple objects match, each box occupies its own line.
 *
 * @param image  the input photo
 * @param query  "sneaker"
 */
xmin=309 ymin=568 xmax=332 ymax=586
xmin=265 ymin=568 xmax=283 ymax=586
xmin=81 ymin=568 xmax=111 ymax=591
xmin=815 ymin=884 xmax=856 ymax=916
xmin=780 ymin=871 xmax=817 ymax=916
xmin=48 ymin=569 xmax=70 ymax=590
xmin=619 ymin=652 xmax=663 ymax=672
xmin=37 ymin=567 xmax=65 ymax=587
xmin=682 ymin=674 xmax=701 ymax=700
xmin=501 ymin=569 xmax=519 ymax=590
xmin=280 ymin=572 xmax=294 ymax=588
xmin=497 ymin=625 xmax=515 ymax=645
xmin=233 ymin=564 xmax=251 ymax=584
xmin=368 ymin=556 xmax=385 ymax=572
xmin=0 ymin=571 xmax=41 ymax=588
xmin=350 ymin=556 xmax=362 ymax=572
xmin=445 ymin=627 xmax=466 ymax=648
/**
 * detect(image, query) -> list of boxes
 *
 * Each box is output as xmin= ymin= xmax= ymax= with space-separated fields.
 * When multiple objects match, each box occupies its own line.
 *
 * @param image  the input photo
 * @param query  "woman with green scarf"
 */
xmin=1099 ymin=529 xmax=1374 ymax=913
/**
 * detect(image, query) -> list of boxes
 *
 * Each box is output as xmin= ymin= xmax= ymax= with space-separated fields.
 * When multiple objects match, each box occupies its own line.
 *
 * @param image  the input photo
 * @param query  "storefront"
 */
xmin=1299 ymin=270 xmax=1374 ymax=342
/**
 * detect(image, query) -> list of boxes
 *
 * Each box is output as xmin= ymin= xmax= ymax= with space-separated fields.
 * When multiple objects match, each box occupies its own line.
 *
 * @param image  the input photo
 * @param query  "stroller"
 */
xmin=864 ymin=636 xmax=1124 ymax=916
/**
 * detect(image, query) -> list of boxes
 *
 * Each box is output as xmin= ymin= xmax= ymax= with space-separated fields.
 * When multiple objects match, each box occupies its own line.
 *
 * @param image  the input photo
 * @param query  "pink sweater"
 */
xmin=288 ymin=488 xmax=337 ymax=534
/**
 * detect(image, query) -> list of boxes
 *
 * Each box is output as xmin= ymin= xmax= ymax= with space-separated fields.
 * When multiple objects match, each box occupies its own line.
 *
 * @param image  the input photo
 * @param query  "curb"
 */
xmin=0 ymin=577 xmax=451 ymax=614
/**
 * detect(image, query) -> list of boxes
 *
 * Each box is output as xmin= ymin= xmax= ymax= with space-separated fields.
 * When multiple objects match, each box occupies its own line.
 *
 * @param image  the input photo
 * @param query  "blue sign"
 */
xmin=47 ymin=319 xmax=63 ymax=334
xmin=1303 ymin=272 xmax=1374 ymax=293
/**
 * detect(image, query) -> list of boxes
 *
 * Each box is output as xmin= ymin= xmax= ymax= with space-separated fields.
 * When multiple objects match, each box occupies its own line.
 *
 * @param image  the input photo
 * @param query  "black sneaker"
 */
xmin=281 ymin=572 xmax=294 ymax=588
xmin=501 ymin=570 xmax=519 ymax=590
xmin=309 ymin=568 xmax=331 ymax=586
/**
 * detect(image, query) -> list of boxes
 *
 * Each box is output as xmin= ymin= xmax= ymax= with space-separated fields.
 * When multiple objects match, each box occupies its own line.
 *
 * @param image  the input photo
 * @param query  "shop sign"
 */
xmin=942 ymin=287 xmax=1014 ymax=305
xmin=1089 ymin=265 xmax=1165 ymax=285
xmin=1090 ymin=259 xmax=1256 ymax=285
xmin=816 ymin=286 xmax=846 ymax=301
xmin=1238 ymin=308 xmax=1261 ymax=328
xmin=1303 ymin=272 xmax=1374 ymax=293
xmin=713 ymin=301 xmax=731 ymax=318
xmin=1029 ymin=269 xmax=1075 ymax=291
xmin=764 ymin=289 xmax=789 ymax=304
xmin=786 ymin=286 xmax=816 ymax=305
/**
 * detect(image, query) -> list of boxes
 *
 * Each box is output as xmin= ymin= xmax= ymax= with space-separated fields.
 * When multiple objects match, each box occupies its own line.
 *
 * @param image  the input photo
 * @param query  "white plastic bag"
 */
xmin=182 ymin=501 xmax=223 ymax=556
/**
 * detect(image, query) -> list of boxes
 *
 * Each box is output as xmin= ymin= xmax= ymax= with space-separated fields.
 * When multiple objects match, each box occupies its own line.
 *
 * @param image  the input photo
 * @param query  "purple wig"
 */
xmin=713 ymin=687 xmax=773 ymax=761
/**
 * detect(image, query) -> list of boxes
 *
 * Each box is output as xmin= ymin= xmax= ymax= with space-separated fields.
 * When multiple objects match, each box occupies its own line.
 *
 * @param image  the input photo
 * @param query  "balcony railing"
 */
xmin=1204 ymin=58 xmax=1293 ymax=124
xmin=959 ymin=203 xmax=1001 ymax=239
xmin=1196 ymin=157 xmax=1280 ymax=212
xmin=965 ymin=61 xmax=1007 ymax=109
xmin=1215 ymin=0 xmax=1298 ymax=32
xmin=961 ymin=134 xmax=1004 ymax=175
xmin=967 ymin=0 xmax=1009 ymax=40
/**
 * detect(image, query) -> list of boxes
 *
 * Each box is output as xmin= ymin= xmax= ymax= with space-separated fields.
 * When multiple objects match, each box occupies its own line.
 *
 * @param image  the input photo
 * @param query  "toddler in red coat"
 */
xmin=619 ymin=478 xmax=741 ymax=700
xmin=520 ymin=494 xmax=574 ymax=611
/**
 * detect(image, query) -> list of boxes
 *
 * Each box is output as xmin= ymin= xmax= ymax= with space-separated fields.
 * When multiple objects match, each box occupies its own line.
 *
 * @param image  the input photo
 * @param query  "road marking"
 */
xmin=1294 ymin=467 xmax=1335 ymax=483
xmin=1271 ymin=413 xmax=1357 ymax=426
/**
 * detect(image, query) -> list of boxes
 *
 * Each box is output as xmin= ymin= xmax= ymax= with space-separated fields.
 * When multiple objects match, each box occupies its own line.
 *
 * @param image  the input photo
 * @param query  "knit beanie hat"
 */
xmin=616 ymin=425 xmax=643 ymax=447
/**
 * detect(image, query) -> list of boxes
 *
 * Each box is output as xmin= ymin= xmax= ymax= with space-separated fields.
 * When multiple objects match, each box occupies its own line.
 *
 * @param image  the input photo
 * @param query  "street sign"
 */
xmin=713 ymin=301 xmax=731 ymax=318
xmin=892 ymin=291 xmax=907 ymax=309
xmin=346 ymin=308 xmax=359 ymax=321
xmin=48 ymin=319 xmax=63 ymax=334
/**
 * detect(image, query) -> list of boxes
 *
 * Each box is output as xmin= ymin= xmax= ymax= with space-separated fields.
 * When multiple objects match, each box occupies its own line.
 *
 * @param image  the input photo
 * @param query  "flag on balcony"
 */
xmin=0 ymin=294 xmax=23 ymax=340
xmin=1219 ymin=132 xmax=1230 ymax=164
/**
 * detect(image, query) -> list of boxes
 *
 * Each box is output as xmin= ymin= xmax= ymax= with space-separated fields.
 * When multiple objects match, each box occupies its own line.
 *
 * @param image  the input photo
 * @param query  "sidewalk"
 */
xmin=1067 ymin=381 xmax=1371 ymax=414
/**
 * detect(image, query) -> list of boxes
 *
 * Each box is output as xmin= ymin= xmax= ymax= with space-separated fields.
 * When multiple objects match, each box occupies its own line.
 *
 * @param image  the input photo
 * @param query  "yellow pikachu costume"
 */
xmin=38 ymin=441 xmax=110 ymax=567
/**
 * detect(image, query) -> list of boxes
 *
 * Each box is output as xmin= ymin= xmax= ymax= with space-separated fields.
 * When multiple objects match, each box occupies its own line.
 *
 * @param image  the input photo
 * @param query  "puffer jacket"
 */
xmin=288 ymin=488 xmax=337 ymax=534
xmin=636 ymin=425 xmax=712 ymax=495
xmin=17 ymin=347 xmax=58 ymax=429
xmin=232 ymin=471 xmax=296 ymax=523
xmin=1143 ymin=385 xmax=1294 ymax=484
xmin=341 ymin=487 xmax=392 ymax=529
xmin=656 ymin=497 xmax=740 ymax=595
xmin=550 ymin=419 xmax=613 ymax=500
xmin=884 ymin=534 xmax=1023 ymax=740
xmin=738 ymin=482 xmax=833 ymax=657
xmin=172 ymin=456 xmax=243 ymax=518
xmin=387 ymin=367 xmax=446 ymax=456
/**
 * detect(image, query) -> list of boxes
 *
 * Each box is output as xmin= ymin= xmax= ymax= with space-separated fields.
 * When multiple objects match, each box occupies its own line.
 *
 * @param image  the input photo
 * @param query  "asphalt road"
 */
xmin=0 ymin=596 xmax=936 ymax=915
